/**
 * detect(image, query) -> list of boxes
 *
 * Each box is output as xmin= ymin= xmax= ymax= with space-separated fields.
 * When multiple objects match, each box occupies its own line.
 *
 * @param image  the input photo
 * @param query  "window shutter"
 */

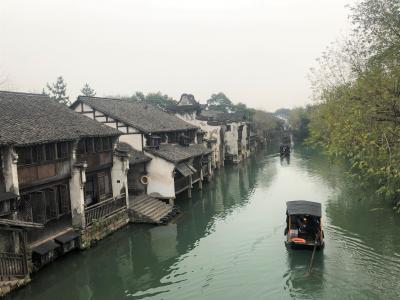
xmin=59 ymin=184 xmax=71 ymax=214
xmin=31 ymin=192 xmax=46 ymax=224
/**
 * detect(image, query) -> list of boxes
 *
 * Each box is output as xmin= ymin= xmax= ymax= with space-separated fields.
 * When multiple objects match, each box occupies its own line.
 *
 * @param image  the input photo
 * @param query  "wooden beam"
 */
xmin=0 ymin=218 xmax=44 ymax=229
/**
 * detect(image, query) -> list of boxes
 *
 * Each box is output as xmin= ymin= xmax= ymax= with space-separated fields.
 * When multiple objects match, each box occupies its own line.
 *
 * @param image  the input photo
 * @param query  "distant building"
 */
xmin=167 ymin=94 xmax=225 ymax=168
xmin=168 ymin=94 xmax=255 ymax=165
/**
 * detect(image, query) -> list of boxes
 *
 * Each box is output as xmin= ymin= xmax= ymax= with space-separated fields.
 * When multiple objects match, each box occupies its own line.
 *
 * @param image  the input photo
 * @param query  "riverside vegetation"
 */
xmin=285 ymin=0 xmax=400 ymax=213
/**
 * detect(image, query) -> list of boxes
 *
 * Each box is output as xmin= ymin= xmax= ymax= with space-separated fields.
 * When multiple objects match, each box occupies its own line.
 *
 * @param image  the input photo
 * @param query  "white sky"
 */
xmin=0 ymin=0 xmax=354 ymax=111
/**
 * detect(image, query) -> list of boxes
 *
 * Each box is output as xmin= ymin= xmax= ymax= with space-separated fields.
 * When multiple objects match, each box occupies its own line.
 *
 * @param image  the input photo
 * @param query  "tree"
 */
xmin=207 ymin=92 xmax=234 ymax=112
xmin=145 ymin=92 xmax=177 ymax=109
xmin=127 ymin=91 xmax=145 ymax=103
xmin=46 ymin=76 xmax=70 ymax=105
xmin=308 ymin=0 xmax=400 ymax=209
xmin=81 ymin=83 xmax=96 ymax=97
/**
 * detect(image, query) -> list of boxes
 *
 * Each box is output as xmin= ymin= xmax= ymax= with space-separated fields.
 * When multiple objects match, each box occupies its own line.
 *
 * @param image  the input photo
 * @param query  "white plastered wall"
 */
xmin=175 ymin=112 xmax=223 ymax=167
xmin=224 ymin=122 xmax=239 ymax=156
xmin=144 ymin=152 xmax=175 ymax=199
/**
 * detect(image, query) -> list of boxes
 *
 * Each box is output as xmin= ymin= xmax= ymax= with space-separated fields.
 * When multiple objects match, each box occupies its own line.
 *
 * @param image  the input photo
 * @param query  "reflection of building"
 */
xmin=149 ymin=224 xmax=178 ymax=262
xmin=0 ymin=91 xmax=129 ymax=294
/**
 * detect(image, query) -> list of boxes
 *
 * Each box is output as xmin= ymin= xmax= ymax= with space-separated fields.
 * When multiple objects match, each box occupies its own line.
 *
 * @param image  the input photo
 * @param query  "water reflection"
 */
xmin=284 ymin=250 xmax=325 ymax=299
xmin=8 ymin=145 xmax=400 ymax=300
xmin=280 ymin=155 xmax=290 ymax=167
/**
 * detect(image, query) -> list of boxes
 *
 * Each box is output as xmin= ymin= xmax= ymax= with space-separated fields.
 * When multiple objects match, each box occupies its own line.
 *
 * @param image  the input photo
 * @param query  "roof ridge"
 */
xmin=78 ymin=95 xmax=129 ymax=102
xmin=0 ymin=90 xmax=48 ymax=97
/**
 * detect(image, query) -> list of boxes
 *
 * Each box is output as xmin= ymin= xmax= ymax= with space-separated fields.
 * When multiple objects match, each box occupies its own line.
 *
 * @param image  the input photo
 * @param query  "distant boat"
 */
xmin=284 ymin=200 xmax=325 ymax=250
xmin=280 ymin=144 xmax=291 ymax=157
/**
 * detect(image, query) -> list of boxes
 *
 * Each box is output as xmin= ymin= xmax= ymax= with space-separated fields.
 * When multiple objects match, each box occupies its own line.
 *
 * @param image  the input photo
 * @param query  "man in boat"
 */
xmin=285 ymin=200 xmax=324 ymax=249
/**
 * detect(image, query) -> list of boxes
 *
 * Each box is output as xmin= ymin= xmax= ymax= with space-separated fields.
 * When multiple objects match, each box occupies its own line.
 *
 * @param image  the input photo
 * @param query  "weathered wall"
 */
xmin=119 ymin=132 xmax=143 ymax=151
xmin=241 ymin=123 xmax=250 ymax=158
xmin=0 ymin=149 xmax=6 ymax=193
xmin=1 ymin=147 xmax=19 ymax=194
xmin=175 ymin=112 xmax=223 ymax=168
xmin=70 ymin=164 xmax=86 ymax=229
xmin=144 ymin=153 xmax=175 ymax=198
xmin=127 ymin=162 xmax=146 ymax=195
xmin=111 ymin=153 xmax=129 ymax=202
xmin=80 ymin=210 xmax=129 ymax=249
xmin=224 ymin=122 xmax=239 ymax=157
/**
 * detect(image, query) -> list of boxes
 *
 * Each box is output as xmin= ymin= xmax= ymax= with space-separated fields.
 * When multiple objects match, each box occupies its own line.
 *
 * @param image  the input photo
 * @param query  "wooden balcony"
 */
xmin=202 ymin=164 xmax=209 ymax=177
xmin=0 ymin=252 xmax=28 ymax=279
xmin=78 ymin=151 xmax=112 ymax=172
xmin=84 ymin=194 xmax=127 ymax=226
xmin=18 ymin=160 xmax=70 ymax=188
xmin=192 ymin=170 xmax=201 ymax=183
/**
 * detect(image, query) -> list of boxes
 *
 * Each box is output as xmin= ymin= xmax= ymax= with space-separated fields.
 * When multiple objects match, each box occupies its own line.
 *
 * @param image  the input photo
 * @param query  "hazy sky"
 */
xmin=0 ymin=0 xmax=354 ymax=111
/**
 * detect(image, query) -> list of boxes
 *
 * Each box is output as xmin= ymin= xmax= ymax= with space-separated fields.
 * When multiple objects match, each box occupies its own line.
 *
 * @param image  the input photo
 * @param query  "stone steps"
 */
xmin=128 ymin=195 xmax=179 ymax=225
xmin=0 ymin=277 xmax=30 ymax=296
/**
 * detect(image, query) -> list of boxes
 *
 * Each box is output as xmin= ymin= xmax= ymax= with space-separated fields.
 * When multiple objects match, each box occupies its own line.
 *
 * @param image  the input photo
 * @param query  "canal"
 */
xmin=8 ymin=146 xmax=400 ymax=300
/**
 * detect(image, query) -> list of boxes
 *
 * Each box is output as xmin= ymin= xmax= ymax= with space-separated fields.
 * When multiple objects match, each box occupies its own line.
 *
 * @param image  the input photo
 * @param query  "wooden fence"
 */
xmin=84 ymin=194 xmax=126 ymax=226
xmin=0 ymin=252 xmax=28 ymax=279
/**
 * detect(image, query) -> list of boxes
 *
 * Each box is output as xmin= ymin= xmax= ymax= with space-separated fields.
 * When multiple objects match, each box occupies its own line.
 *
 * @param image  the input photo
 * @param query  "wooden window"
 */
xmin=56 ymin=142 xmax=69 ymax=159
xmin=17 ymin=147 xmax=33 ymax=165
xmin=77 ymin=140 xmax=85 ymax=154
xmin=31 ymin=145 xmax=44 ymax=163
xmin=146 ymin=136 xmax=161 ymax=147
xmin=84 ymin=174 xmax=96 ymax=206
xmin=45 ymin=143 xmax=56 ymax=161
xmin=102 ymin=137 xmax=112 ymax=151
xmin=44 ymin=188 xmax=58 ymax=221
xmin=85 ymin=138 xmax=94 ymax=153
xmin=18 ymin=194 xmax=33 ymax=222
xmin=226 ymin=125 xmax=231 ymax=132
xmin=57 ymin=184 xmax=70 ymax=215
xmin=31 ymin=192 xmax=46 ymax=224
xmin=97 ymin=171 xmax=111 ymax=199
xmin=94 ymin=138 xmax=102 ymax=152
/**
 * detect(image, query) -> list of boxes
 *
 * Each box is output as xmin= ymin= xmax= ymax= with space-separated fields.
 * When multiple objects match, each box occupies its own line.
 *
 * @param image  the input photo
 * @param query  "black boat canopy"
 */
xmin=286 ymin=200 xmax=322 ymax=217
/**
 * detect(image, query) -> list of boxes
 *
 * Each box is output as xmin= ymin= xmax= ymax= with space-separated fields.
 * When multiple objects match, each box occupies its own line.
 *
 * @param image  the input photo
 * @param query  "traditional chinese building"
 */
xmin=168 ymin=94 xmax=225 ymax=169
xmin=0 ymin=91 xmax=129 ymax=288
xmin=197 ymin=110 xmax=251 ymax=164
xmin=71 ymin=96 xmax=213 ymax=203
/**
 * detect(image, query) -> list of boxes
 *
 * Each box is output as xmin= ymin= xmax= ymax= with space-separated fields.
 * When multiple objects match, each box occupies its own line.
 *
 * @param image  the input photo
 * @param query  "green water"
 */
xmin=8 ymin=147 xmax=400 ymax=300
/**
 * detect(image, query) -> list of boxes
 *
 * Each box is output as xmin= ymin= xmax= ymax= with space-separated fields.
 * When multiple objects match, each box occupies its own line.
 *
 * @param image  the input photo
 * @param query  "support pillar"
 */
xmin=70 ymin=163 xmax=87 ymax=230
xmin=188 ymin=176 xmax=192 ymax=198
xmin=2 ymin=147 xmax=19 ymax=195
xmin=112 ymin=149 xmax=130 ymax=206
xmin=199 ymin=169 xmax=203 ymax=190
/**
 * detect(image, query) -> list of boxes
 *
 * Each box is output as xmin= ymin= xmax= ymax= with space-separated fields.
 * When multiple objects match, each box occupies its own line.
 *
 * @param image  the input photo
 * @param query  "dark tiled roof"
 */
xmin=198 ymin=110 xmax=246 ymax=123
xmin=0 ymin=91 xmax=120 ymax=146
xmin=144 ymin=143 xmax=212 ymax=163
xmin=74 ymin=96 xmax=198 ymax=134
xmin=117 ymin=142 xmax=151 ymax=165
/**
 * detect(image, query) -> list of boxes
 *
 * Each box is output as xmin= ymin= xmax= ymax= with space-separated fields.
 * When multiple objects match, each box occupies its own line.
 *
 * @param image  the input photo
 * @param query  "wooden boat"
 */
xmin=284 ymin=200 xmax=324 ymax=250
xmin=280 ymin=144 xmax=291 ymax=157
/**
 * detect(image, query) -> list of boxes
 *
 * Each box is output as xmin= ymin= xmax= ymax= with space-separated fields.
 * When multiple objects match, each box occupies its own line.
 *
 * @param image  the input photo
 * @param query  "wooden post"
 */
xmin=188 ymin=175 xmax=192 ymax=198
xmin=199 ymin=170 xmax=203 ymax=190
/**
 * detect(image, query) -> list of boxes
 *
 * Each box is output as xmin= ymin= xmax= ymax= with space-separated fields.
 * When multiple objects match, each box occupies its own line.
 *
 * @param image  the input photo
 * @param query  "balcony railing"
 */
xmin=192 ymin=170 xmax=201 ymax=183
xmin=202 ymin=164 xmax=209 ymax=177
xmin=174 ymin=177 xmax=190 ymax=194
xmin=84 ymin=194 xmax=127 ymax=226
xmin=0 ymin=252 xmax=28 ymax=279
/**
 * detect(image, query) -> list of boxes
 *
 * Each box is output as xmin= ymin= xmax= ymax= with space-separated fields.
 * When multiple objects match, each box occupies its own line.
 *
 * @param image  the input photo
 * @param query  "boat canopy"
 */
xmin=286 ymin=200 xmax=321 ymax=217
